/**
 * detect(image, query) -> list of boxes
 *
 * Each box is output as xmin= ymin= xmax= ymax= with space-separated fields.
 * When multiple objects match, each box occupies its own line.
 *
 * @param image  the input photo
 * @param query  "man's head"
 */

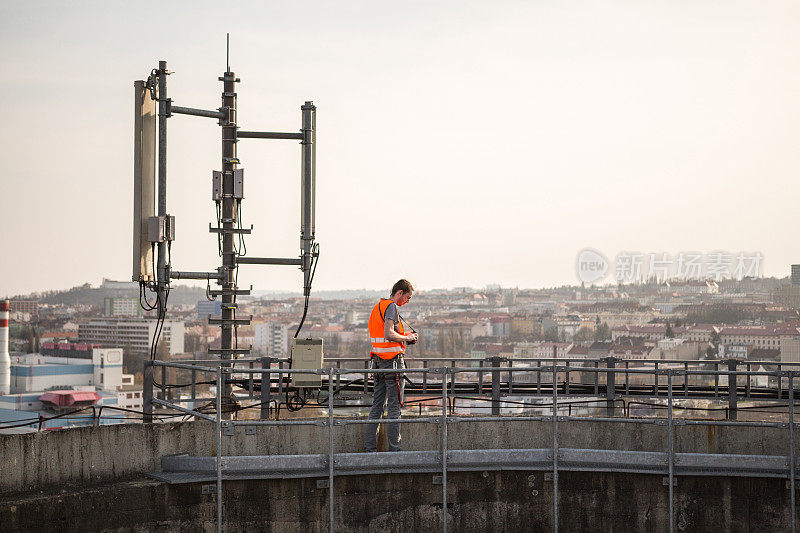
xmin=390 ymin=279 xmax=414 ymax=306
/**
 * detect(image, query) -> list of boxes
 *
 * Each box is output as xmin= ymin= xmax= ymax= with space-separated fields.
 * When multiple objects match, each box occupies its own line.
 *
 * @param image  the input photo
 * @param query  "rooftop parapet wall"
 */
xmin=1 ymin=418 xmax=796 ymax=495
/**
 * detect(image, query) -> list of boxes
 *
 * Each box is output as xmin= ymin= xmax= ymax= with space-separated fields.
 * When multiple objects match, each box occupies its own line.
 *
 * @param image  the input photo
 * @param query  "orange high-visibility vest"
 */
xmin=368 ymin=298 xmax=406 ymax=360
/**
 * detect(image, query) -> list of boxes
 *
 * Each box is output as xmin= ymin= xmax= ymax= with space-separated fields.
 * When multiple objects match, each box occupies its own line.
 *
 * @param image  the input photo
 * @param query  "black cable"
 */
xmin=139 ymin=244 xmax=159 ymax=311
xmin=139 ymin=281 xmax=158 ymax=311
xmin=150 ymin=282 xmax=171 ymax=389
xmin=235 ymin=202 xmax=247 ymax=257
xmin=206 ymin=277 xmax=216 ymax=301
xmin=216 ymin=202 xmax=223 ymax=257
xmin=294 ymin=243 xmax=320 ymax=338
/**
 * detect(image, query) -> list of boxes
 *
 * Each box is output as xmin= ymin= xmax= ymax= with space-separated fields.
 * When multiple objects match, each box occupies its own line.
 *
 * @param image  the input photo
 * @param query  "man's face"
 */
xmin=397 ymin=290 xmax=413 ymax=306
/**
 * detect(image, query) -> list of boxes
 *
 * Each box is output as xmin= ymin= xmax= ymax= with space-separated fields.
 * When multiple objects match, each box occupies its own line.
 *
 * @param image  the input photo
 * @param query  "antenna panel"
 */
xmin=133 ymin=80 xmax=156 ymax=281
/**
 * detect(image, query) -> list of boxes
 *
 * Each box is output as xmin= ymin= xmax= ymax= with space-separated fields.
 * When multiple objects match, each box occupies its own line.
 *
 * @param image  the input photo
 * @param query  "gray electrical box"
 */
xmin=291 ymin=338 xmax=324 ymax=388
xmin=165 ymin=215 xmax=175 ymax=241
xmin=212 ymin=171 xmax=223 ymax=201
xmin=147 ymin=216 xmax=166 ymax=243
xmin=233 ymin=168 xmax=244 ymax=199
xmin=147 ymin=215 xmax=175 ymax=243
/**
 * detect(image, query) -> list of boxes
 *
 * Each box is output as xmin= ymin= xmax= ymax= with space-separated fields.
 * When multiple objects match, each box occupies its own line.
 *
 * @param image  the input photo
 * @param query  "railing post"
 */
xmin=667 ymin=371 xmax=674 ymax=533
xmin=261 ymin=356 xmax=270 ymax=420
xmin=161 ymin=364 xmax=167 ymax=401
xmin=604 ymin=357 xmax=616 ymax=417
xmin=477 ymin=359 xmax=483 ymax=395
xmin=442 ymin=366 xmax=449 ymax=533
xmin=215 ymin=366 xmax=223 ymax=533
xmin=423 ymin=359 xmax=429 ymax=394
xmin=745 ymin=363 xmax=751 ymax=399
xmin=491 ymin=356 xmax=501 ymax=416
xmin=508 ymin=359 xmax=514 ymax=395
xmin=450 ymin=361 xmax=456 ymax=415
xmin=625 ymin=360 xmax=630 ymax=396
xmin=537 ymin=359 xmax=542 ymax=394
xmin=450 ymin=359 xmax=456 ymax=409
xmin=654 ymin=362 xmax=659 ymax=397
xmin=552 ymin=362 xmax=559 ymax=533
xmin=278 ymin=360 xmax=285 ymax=398
xmin=789 ymin=371 xmax=796 ymax=533
xmin=143 ymin=360 xmax=153 ymax=424
xmin=248 ymin=361 xmax=254 ymax=399
xmin=328 ymin=367 xmax=335 ymax=533
xmin=683 ymin=362 xmax=689 ymax=398
xmin=191 ymin=364 xmax=197 ymax=409
xmin=727 ymin=358 xmax=738 ymax=421
xmin=364 ymin=359 xmax=369 ymax=394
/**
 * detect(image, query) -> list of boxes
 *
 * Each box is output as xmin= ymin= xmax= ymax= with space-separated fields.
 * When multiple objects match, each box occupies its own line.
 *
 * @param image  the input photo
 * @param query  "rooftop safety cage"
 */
xmin=143 ymin=355 xmax=800 ymax=533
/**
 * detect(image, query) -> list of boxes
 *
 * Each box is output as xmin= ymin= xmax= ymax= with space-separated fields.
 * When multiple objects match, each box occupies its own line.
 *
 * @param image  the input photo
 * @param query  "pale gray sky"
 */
xmin=1 ymin=1 xmax=798 ymax=296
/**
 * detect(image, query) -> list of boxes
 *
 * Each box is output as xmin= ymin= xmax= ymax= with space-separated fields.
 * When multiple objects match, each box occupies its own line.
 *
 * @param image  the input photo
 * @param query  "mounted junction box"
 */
xmin=291 ymin=338 xmax=324 ymax=388
xmin=233 ymin=168 xmax=244 ymax=199
xmin=212 ymin=171 xmax=223 ymax=201
xmin=148 ymin=215 xmax=175 ymax=242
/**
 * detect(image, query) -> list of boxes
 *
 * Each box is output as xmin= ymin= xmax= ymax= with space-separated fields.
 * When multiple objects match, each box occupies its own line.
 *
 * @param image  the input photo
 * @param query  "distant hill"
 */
xmin=252 ymin=289 xmax=385 ymax=301
xmin=12 ymin=283 xmax=206 ymax=308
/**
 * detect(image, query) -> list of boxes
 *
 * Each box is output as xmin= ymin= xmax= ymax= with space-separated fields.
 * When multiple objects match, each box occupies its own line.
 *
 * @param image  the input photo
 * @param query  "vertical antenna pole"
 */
xmin=226 ymin=33 xmax=230 ymax=73
xmin=300 ymin=101 xmax=316 ymax=295
xmin=156 ymin=61 xmax=168 ymax=315
xmin=219 ymin=64 xmax=238 ymax=416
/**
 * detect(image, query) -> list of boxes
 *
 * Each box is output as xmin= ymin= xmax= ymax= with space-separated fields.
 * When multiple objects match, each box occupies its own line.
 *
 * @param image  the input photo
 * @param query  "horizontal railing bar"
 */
xmin=152 ymin=361 xmax=218 ymax=372
xmin=681 ymin=419 xmax=789 ymax=429
xmin=151 ymin=398 xmax=216 ymax=422
xmin=330 ymin=417 xmax=441 ymax=426
xmin=173 ymin=358 xmax=290 ymax=364
xmin=228 ymin=419 xmax=326 ymax=427
xmin=324 ymin=356 xmax=800 ymax=366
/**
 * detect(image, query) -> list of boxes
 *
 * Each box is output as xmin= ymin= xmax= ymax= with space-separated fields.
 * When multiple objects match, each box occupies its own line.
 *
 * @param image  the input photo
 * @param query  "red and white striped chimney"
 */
xmin=0 ymin=300 xmax=9 ymax=395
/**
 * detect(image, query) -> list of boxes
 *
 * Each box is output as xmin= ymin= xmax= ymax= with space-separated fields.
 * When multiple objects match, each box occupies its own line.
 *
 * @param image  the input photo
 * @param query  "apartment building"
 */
xmin=78 ymin=318 xmax=184 ymax=357
xmin=254 ymin=322 xmax=289 ymax=358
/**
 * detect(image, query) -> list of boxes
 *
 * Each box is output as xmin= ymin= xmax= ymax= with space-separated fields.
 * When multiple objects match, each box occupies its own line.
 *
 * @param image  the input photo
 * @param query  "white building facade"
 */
xmin=254 ymin=322 xmax=289 ymax=358
xmin=78 ymin=318 xmax=184 ymax=357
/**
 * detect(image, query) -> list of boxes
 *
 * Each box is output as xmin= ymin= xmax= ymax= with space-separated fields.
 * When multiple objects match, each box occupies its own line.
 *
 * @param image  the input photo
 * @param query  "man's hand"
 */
xmin=406 ymin=332 xmax=418 ymax=343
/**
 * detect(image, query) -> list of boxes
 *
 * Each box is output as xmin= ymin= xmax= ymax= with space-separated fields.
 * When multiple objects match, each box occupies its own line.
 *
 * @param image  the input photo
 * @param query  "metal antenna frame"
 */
xmin=137 ymin=37 xmax=317 ymax=418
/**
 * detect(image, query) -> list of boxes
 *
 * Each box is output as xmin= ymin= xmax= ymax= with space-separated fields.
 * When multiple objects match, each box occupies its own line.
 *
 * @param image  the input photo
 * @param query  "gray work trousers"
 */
xmin=364 ymin=354 xmax=403 ymax=452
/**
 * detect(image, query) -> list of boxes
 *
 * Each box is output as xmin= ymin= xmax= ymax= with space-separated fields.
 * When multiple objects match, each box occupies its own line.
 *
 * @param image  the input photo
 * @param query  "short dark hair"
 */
xmin=391 ymin=279 xmax=414 ymax=296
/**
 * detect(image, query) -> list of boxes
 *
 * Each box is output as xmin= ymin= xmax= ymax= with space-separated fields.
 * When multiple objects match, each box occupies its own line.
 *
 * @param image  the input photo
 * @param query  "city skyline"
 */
xmin=2 ymin=1 xmax=799 ymax=296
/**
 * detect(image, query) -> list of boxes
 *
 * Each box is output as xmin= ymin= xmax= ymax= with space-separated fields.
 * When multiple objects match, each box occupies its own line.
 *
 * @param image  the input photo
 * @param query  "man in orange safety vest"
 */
xmin=364 ymin=279 xmax=418 ymax=452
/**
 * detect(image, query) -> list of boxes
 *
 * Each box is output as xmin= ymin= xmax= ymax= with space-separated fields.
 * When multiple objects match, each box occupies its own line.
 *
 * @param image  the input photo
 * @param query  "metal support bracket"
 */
xmin=222 ymin=422 xmax=234 ymax=436
xmin=209 ymin=223 xmax=252 ymax=234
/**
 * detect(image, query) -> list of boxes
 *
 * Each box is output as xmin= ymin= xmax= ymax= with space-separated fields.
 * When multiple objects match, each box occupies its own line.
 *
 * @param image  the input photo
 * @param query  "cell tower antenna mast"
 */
xmin=226 ymin=33 xmax=230 ymax=72
xmin=133 ymin=38 xmax=318 ymax=420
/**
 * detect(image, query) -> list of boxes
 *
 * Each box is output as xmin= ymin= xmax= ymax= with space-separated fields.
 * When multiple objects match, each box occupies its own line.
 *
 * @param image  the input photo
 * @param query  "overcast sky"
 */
xmin=1 ymin=1 xmax=799 ymax=296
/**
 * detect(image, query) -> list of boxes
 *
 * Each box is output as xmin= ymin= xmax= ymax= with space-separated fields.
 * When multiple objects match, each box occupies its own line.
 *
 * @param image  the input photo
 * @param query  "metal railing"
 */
xmin=144 ymin=357 xmax=800 ymax=533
